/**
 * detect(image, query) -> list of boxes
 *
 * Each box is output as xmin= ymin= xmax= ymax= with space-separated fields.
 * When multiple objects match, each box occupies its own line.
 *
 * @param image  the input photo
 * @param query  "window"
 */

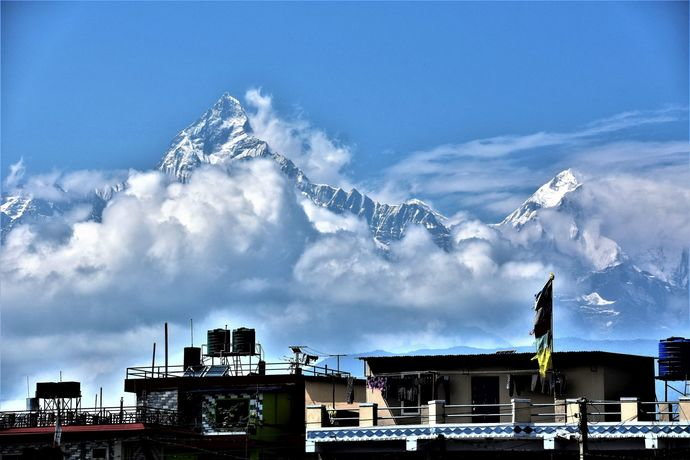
xmin=401 ymin=400 xmax=420 ymax=415
xmin=92 ymin=448 xmax=107 ymax=460
xmin=215 ymin=398 xmax=250 ymax=429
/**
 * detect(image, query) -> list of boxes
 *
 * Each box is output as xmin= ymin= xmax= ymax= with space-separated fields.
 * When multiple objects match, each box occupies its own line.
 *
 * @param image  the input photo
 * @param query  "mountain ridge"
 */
xmin=2 ymin=93 xmax=686 ymax=336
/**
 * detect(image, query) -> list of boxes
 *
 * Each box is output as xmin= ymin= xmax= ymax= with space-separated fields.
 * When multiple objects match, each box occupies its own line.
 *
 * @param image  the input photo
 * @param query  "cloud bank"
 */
xmin=1 ymin=159 xmax=551 ymax=409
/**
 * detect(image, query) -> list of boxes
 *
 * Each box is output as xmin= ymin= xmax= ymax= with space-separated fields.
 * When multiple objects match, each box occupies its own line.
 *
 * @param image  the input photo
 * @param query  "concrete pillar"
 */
xmin=554 ymin=399 xmax=567 ymax=423
xmin=306 ymin=404 xmax=327 ymax=428
xmin=427 ymin=400 xmax=445 ymax=425
xmin=406 ymin=438 xmax=418 ymax=451
xmin=620 ymin=397 xmax=639 ymax=422
xmin=659 ymin=403 xmax=673 ymax=422
xmin=512 ymin=398 xmax=531 ymax=424
xmin=679 ymin=398 xmax=690 ymax=422
xmin=359 ymin=403 xmax=378 ymax=427
xmin=566 ymin=399 xmax=580 ymax=424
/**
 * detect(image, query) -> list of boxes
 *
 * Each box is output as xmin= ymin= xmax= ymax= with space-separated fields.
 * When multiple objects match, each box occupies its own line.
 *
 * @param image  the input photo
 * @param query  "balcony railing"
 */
xmin=126 ymin=362 xmax=349 ymax=380
xmin=307 ymin=397 xmax=690 ymax=428
xmin=0 ymin=406 xmax=179 ymax=430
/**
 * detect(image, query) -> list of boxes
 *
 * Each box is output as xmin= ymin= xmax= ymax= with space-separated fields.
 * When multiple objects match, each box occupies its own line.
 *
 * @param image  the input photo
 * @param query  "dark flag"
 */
xmin=531 ymin=274 xmax=554 ymax=377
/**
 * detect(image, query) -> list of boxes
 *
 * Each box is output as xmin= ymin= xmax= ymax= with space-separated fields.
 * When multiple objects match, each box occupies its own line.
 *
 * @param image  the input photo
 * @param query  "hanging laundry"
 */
xmin=531 ymin=374 xmax=539 ymax=392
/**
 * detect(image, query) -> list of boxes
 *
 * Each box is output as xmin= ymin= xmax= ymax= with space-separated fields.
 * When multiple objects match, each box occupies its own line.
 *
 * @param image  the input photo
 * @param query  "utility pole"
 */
xmin=578 ymin=398 xmax=588 ymax=460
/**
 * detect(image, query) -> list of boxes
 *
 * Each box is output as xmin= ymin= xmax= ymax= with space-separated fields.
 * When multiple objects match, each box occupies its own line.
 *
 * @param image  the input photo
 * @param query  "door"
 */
xmin=471 ymin=376 xmax=500 ymax=423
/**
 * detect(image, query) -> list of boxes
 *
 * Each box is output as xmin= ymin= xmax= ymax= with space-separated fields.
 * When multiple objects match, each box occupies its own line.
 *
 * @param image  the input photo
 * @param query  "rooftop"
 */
xmin=360 ymin=350 xmax=655 ymax=372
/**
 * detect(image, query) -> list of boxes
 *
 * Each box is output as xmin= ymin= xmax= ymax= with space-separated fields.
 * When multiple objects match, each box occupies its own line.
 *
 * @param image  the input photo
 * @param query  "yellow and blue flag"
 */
xmin=531 ymin=274 xmax=554 ymax=377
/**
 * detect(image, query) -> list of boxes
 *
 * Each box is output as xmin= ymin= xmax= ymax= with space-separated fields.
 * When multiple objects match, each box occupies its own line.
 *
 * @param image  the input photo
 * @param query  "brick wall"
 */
xmin=137 ymin=389 xmax=178 ymax=412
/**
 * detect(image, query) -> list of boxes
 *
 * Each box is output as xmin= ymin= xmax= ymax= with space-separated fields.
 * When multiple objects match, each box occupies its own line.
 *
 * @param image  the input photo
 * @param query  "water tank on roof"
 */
xmin=232 ymin=328 xmax=256 ymax=355
xmin=184 ymin=346 xmax=202 ymax=369
xmin=26 ymin=398 xmax=39 ymax=411
xmin=658 ymin=337 xmax=690 ymax=381
xmin=35 ymin=381 xmax=81 ymax=399
xmin=207 ymin=329 xmax=230 ymax=357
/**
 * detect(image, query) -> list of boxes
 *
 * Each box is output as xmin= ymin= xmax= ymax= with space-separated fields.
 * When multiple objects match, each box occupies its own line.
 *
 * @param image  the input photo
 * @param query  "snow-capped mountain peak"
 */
xmin=158 ymin=93 xmax=258 ymax=181
xmin=530 ymin=169 xmax=581 ymax=208
xmin=500 ymin=169 xmax=581 ymax=228
xmin=154 ymin=93 xmax=452 ymax=247
xmin=0 ymin=195 xmax=32 ymax=220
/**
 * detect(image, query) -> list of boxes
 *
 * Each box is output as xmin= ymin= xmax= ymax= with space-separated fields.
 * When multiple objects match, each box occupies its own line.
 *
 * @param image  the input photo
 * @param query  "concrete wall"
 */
xmin=305 ymin=379 xmax=364 ymax=410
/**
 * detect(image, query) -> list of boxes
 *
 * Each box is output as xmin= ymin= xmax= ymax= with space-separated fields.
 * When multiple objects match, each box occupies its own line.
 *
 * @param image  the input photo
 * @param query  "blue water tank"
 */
xmin=658 ymin=337 xmax=690 ymax=381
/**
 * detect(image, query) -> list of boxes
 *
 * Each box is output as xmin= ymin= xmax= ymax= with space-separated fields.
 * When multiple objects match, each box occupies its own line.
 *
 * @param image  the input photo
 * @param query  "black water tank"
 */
xmin=26 ymin=397 xmax=39 ymax=411
xmin=184 ymin=347 xmax=202 ymax=369
xmin=258 ymin=360 xmax=266 ymax=375
xmin=207 ymin=329 xmax=230 ymax=356
xmin=658 ymin=337 xmax=690 ymax=380
xmin=36 ymin=381 xmax=81 ymax=399
xmin=232 ymin=328 xmax=256 ymax=355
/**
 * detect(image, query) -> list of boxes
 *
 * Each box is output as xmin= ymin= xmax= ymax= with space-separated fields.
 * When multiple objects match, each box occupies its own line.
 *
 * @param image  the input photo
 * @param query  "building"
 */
xmin=304 ymin=351 xmax=690 ymax=457
xmin=0 ymin=328 xmax=365 ymax=459
xmin=361 ymin=351 xmax=657 ymax=423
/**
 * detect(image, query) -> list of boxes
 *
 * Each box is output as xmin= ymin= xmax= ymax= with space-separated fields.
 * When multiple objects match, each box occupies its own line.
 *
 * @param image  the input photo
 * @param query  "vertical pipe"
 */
xmin=100 ymin=387 xmax=103 ymax=415
xmin=151 ymin=342 xmax=156 ymax=378
xmin=190 ymin=318 xmax=194 ymax=347
xmin=164 ymin=322 xmax=169 ymax=378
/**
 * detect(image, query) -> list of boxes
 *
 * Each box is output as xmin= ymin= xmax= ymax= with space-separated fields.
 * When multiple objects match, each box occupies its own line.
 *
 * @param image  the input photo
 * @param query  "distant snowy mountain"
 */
xmin=0 ymin=183 xmax=121 ymax=241
xmin=158 ymin=93 xmax=451 ymax=248
xmin=501 ymin=169 xmax=582 ymax=228
xmin=1 ymin=93 xmax=686 ymax=336
xmin=495 ymin=169 xmax=687 ymax=334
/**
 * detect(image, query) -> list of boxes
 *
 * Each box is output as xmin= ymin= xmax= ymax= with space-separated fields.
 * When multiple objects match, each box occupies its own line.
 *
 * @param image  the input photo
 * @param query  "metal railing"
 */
xmin=126 ymin=362 xmax=350 ymax=380
xmin=640 ymin=400 xmax=682 ymax=421
xmin=306 ymin=397 xmax=690 ymax=428
xmin=327 ymin=405 xmax=431 ymax=427
xmin=0 ymin=406 xmax=179 ymax=430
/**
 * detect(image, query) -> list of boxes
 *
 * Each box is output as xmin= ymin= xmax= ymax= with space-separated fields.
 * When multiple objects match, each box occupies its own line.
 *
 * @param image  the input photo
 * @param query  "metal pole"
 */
xmin=578 ymin=398 xmax=588 ymax=460
xmin=550 ymin=273 xmax=555 ymax=367
xmin=151 ymin=342 xmax=156 ymax=378
xmin=164 ymin=322 xmax=169 ymax=378
xmin=100 ymin=387 xmax=103 ymax=416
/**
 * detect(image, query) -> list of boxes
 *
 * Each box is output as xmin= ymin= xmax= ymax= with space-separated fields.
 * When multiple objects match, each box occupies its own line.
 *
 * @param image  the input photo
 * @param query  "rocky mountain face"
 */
xmin=157 ymin=93 xmax=451 ymax=248
xmin=495 ymin=169 xmax=688 ymax=334
xmin=2 ymin=93 xmax=686 ymax=335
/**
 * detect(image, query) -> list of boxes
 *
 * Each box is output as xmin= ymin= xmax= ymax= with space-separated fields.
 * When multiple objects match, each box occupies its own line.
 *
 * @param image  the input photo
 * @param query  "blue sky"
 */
xmin=2 ymin=1 xmax=687 ymax=209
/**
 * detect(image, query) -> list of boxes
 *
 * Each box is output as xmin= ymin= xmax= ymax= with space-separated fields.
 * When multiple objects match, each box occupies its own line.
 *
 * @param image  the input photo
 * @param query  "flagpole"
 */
xmin=550 ymin=272 xmax=555 ymax=358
